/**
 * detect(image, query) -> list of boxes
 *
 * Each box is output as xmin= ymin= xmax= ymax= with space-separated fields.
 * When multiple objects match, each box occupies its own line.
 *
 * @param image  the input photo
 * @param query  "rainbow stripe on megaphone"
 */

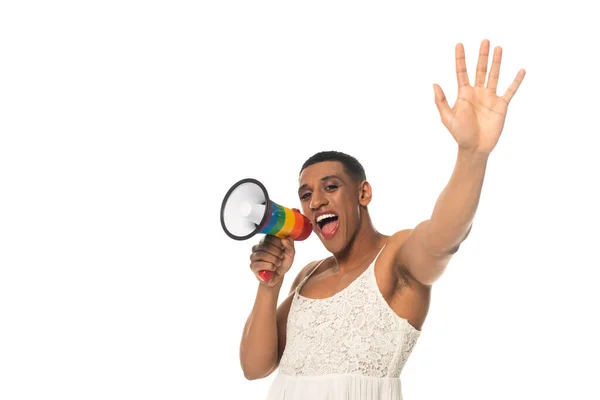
xmin=259 ymin=201 xmax=312 ymax=241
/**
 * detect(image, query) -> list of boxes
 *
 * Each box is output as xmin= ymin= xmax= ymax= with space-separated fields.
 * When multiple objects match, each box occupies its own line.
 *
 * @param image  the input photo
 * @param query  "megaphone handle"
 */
xmin=258 ymin=270 xmax=274 ymax=282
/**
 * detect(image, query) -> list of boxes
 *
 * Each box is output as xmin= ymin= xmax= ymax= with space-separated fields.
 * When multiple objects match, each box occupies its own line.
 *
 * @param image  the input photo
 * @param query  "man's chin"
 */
xmin=320 ymin=236 xmax=344 ymax=253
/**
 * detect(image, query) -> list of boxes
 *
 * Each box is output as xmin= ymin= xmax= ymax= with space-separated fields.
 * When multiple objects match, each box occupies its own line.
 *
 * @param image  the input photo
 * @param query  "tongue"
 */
xmin=321 ymin=220 xmax=338 ymax=236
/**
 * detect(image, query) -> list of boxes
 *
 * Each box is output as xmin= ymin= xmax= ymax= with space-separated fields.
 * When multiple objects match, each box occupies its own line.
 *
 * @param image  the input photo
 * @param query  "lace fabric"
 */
xmin=278 ymin=254 xmax=421 ymax=379
xmin=266 ymin=246 xmax=421 ymax=399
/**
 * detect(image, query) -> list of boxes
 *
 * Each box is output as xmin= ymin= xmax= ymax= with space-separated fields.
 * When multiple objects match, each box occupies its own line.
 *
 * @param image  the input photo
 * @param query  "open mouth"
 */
xmin=316 ymin=213 xmax=339 ymax=238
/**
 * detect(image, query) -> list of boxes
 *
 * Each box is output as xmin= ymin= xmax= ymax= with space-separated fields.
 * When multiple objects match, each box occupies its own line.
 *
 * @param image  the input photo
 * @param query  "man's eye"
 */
xmin=300 ymin=193 xmax=311 ymax=200
xmin=325 ymin=185 xmax=338 ymax=191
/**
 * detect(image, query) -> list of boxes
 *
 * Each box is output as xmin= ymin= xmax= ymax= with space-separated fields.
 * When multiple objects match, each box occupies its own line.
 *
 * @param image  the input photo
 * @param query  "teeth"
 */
xmin=317 ymin=213 xmax=337 ymax=223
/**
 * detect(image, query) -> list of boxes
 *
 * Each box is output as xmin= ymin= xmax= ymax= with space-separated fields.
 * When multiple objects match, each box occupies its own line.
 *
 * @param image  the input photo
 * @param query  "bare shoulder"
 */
xmin=383 ymin=229 xmax=431 ymax=287
xmin=376 ymin=229 xmax=432 ymax=330
xmin=286 ymin=259 xmax=322 ymax=296
xmin=387 ymin=229 xmax=413 ymax=248
xmin=376 ymin=229 xmax=414 ymax=291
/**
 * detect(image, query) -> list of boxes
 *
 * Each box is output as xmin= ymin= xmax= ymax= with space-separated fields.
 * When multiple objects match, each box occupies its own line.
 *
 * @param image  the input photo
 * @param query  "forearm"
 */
xmin=424 ymin=147 xmax=489 ymax=254
xmin=239 ymin=284 xmax=282 ymax=379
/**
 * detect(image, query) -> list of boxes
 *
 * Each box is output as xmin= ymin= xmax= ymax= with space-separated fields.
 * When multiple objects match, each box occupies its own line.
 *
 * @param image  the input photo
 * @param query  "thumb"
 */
xmin=433 ymin=83 xmax=452 ymax=130
xmin=281 ymin=238 xmax=295 ymax=253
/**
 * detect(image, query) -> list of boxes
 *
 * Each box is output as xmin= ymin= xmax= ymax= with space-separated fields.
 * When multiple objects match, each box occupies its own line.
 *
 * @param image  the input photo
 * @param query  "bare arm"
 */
xmin=239 ymin=284 xmax=287 ymax=380
xmin=396 ymin=40 xmax=525 ymax=285
xmin=239 ymin=255 xmax=313 ymax=380
xmin=425 ymin=148 xmax=484 ymax=250
xmin=395 ymin=150 xmax=484 ymax=285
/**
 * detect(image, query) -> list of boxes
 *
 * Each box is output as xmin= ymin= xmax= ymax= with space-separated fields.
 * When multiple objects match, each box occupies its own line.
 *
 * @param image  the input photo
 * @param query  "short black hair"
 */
xmin=300 ymin=150 xmax=366 ymax=183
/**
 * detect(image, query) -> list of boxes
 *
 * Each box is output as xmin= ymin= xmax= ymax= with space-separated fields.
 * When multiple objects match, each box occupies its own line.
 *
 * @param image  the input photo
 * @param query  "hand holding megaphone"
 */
xmin=220 ymin=178 xmax=313 ymax=283
xmin=249 ymin=235 xmax=295 ymax=287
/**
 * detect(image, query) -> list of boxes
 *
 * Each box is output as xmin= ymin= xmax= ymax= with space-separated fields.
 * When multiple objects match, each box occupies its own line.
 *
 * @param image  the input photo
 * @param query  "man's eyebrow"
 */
xmin=298 ymin=175 xmax=343 ymax=195
xmin=321 ymin=175 xmax=342 ymax=182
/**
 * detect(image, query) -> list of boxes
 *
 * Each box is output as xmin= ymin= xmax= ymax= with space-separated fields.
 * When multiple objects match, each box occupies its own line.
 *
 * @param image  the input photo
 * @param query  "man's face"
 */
xmin=298 ymin=161 xmax=364 ymax=253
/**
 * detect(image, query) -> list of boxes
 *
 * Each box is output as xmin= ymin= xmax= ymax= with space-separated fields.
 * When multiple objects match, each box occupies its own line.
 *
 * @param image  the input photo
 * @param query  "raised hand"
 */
xmin=433 ymin=39 xmax=526 ymax=155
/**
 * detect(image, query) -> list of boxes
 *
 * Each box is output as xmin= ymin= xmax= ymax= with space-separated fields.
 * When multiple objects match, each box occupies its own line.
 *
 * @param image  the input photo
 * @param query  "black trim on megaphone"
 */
xmin=220 ymin=178 xmax=270 ymax=241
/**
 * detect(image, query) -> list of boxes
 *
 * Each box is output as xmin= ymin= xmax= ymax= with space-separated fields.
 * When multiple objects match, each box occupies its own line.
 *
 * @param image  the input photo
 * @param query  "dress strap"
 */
xmin=375 ymin=243 xmax=387 ymax=260
xmin=368 ymin=242 xmax=387 ymax=269
xmin=296 ymin=258 xmax=326 ymax=293
xmin=296 ymin=243 xmax=387 ymax=293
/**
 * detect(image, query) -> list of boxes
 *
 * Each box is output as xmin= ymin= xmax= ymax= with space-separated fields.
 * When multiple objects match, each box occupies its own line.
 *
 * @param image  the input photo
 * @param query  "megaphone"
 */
xmin=220 ymin=178 xmax=313 ymax=281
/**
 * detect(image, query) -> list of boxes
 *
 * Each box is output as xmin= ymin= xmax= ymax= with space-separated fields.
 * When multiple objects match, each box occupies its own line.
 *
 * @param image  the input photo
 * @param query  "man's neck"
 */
xmin=333 ymin=214 xmax=386 ymax=271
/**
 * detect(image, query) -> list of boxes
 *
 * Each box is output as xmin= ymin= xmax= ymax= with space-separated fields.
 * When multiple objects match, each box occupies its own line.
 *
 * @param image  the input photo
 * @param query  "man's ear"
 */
xmin=358 ymin=181 xmax=372 ymax=206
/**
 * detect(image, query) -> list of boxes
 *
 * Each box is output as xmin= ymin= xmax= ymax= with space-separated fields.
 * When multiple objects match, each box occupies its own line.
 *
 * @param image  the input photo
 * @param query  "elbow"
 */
xmin=241 ymin=365 xmax=260 ymax=381
xmin=241 ymin=363 xmax=277 ymax=381
xmin=241 ymin=363 xmax=261 ymax=381
xmin=443 ymin=224 xmax=472 ymax=255
xmin=447 ymin=243 xmax=461 ymax=255
xmin=242 ymin=369 xmax=271 ymax=381
xmin=422 ymin=222 xmax=473 ymax=257
xmin=243 ymin=371 xmax=261 ymax=381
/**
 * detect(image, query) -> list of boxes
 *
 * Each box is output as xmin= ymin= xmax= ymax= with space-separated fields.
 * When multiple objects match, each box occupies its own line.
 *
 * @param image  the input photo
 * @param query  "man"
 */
xmin=239 ymin=39 xmax=525 ymax=399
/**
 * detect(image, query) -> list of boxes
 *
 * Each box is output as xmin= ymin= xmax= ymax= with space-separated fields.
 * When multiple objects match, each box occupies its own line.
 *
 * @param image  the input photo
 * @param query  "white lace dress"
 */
xmin=266 ymin=247 xmax=422 ymax=400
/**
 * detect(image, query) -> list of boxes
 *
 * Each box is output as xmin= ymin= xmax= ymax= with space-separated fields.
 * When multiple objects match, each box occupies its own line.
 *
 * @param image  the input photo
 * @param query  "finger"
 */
xmin=502 ymin=69 xmax=526 ymax=104
xmin=255 ymin=241 xmax=284 ymax=258
xmin=455 ymin=43 xmax=470 ymax=88
xmin=250 ymin=250 xmax=282 ymax=267
xmin=250 ymin=260 xmax=277 ymax=274
xmin=258 ymin=270 xmax=274 ymax=282
xmin=487 ymin=46 xmax=502 ymax=93
xmin=433 ymin=83 xmax=452 ymax=130
xmin=261 ymin=234 xmax=284 ymax=249
xmin=475 ymin=39 xmax=490 ymax=87
xmin=282 ymin=239 xmax=296 ymax=257
xmin=281 ymin=238 xmax=295 ymax=253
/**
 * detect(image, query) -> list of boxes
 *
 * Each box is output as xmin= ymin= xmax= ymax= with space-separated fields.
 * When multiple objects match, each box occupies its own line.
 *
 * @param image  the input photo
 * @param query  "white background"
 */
xmin=1 ymin=1 xmax=599 ymax=399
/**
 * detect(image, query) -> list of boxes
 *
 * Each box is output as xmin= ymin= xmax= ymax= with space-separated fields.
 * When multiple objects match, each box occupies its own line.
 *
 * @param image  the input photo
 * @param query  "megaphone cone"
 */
xmin=220 ymin=178 xmax=313 ymax=283
xmin=220 ymin=178 xmax=313 ymax=242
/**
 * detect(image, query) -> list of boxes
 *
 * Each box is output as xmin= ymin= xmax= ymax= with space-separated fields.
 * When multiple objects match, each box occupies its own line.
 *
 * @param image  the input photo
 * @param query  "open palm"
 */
xmin=434 ymin=40 xmax=526 ymax=154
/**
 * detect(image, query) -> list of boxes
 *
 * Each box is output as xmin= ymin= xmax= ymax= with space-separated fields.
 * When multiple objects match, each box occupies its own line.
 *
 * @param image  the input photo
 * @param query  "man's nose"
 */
xmin=310 ymin=191 xmax=328 ymax=210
